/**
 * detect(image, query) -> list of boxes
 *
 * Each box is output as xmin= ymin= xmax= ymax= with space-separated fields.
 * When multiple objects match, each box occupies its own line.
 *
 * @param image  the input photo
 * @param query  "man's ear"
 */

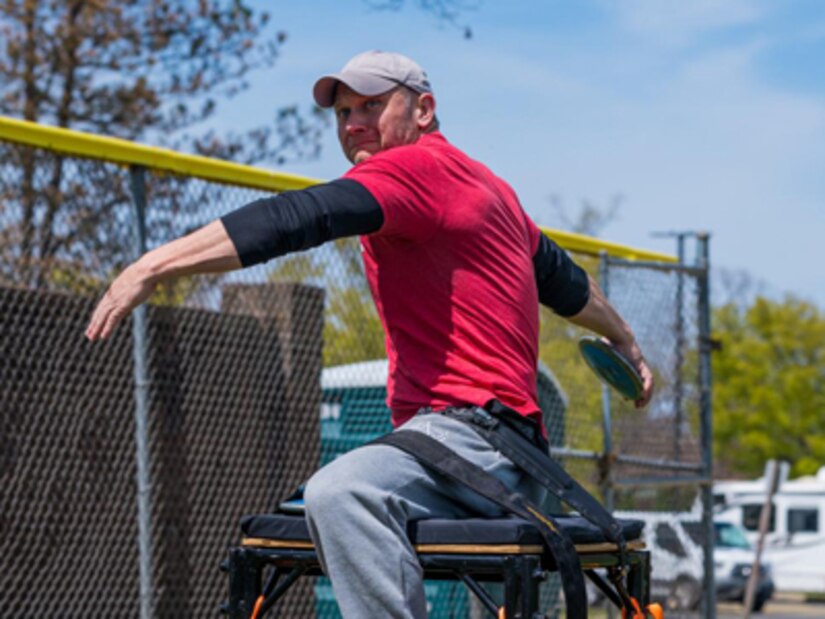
xmin=416 ymin=93 xmax=436 ymax=130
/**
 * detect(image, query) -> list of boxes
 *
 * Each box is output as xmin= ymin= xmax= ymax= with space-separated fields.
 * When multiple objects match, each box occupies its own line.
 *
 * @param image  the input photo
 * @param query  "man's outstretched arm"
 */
xmin=85 ymin=220 xmax=242 ymax=341
xmin=532 ymin=232 xmax=654 ymax=407
xmin=86 ymin=179 xmax=383 ymax=341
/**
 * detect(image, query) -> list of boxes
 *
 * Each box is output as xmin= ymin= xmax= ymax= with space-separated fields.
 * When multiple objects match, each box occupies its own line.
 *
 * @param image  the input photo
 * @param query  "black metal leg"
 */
xmin=626 ymin=551 xmax=651 ymax=605
xmin=459 ymin=572 xmax=501 ymax=617
xmin=520 ymin=556 xmax=542 ymax=618
xmin=502 ymin=555 xmax=544 ymax=618
xmin=228 ymin=548 xmax=264 ymax=619
xmin=260 ymin=565 xmax=307 ymax=615
xmin=504 ymin=556 xmax=521 ymax=617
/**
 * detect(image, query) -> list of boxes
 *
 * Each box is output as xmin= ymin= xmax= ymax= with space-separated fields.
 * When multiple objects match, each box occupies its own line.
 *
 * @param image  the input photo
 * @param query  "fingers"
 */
xmin=85 ymin=301 xmax=104 ymax=341
xmin=85 ymin=264 xmax=155 ymax=341
xmin=85 ymin=292 xmax=115 ymax=341
xmin=607 ymin=338 xmax=652 ymax=409
xmin=100 ymin=307 xmax=125 ymax=340
xmin=634 ymin=363 xmax=655 ymax=409
xmin=86 ymin=288 xmax=129 ymax=341
xmin=85 ymin=299 xmax=128 ymax=342
xmin=635 ymin=389 xmax=653 ymax=408
xmin=605 ymin=337 xmax=655 ymax=409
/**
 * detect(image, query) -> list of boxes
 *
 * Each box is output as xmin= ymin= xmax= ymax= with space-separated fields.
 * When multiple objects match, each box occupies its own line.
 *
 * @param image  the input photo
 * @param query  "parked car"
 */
xmin=684 ymin=520 xmax=775 ymax=611
xmin=614 ymin=511 xmax=774 ymax=611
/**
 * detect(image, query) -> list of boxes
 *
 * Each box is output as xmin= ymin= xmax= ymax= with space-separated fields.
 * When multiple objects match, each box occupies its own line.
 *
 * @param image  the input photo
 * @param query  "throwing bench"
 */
xmin=222 ymin=512 xmax=651 ymax=619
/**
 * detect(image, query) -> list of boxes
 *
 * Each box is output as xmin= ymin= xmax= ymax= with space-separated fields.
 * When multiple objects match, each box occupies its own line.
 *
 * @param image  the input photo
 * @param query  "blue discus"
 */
xmin=578 ymin=336 xmax=644 ymax=401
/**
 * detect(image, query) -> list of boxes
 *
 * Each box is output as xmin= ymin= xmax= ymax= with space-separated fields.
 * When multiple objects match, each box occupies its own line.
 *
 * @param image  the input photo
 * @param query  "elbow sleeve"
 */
xmin=220 ymin=178 xmax=383 ymax=267
xmin=533 ymin=233 xmax=590 ymax=316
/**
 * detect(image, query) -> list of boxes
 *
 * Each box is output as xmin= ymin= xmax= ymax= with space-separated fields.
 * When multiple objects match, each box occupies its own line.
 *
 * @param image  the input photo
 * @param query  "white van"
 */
xmin=714 ymin=466 xmax=825 ymax=593
xmin=614 ymin=511 xmax=773 ymax=611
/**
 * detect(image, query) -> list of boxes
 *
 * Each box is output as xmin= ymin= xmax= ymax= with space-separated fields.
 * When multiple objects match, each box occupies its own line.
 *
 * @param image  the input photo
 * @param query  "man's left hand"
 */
xmin=611 ymin=339 xmax=655 ymax=408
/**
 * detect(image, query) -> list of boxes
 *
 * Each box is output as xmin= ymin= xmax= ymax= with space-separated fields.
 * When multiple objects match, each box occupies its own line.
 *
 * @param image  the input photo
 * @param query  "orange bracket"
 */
xmin=249 ymin=594 xmax=265 ymax=619
xmin=622 ymin=597 xmax=665 ymax=619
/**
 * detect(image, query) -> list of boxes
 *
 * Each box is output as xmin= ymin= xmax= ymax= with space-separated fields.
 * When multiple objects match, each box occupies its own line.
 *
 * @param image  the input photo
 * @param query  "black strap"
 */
xmin=373 ymin=430 xmax=589 ymax=619
xmin=443 ymin=404 xmax=639 ymax=614
xmin=447 ymin=404 xmax=627 ymax=554
xmin=585 ymin=569 xmax=624 ymax=609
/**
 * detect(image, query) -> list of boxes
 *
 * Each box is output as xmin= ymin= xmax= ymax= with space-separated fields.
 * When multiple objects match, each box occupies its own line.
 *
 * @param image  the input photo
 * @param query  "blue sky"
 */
xmin=210 ymin=0 xmax=825 ymax=308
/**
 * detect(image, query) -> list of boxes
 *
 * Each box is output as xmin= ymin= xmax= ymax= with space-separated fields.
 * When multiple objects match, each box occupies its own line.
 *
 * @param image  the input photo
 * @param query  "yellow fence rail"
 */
xmin=0 ymin=115 xmax=676 ymax=263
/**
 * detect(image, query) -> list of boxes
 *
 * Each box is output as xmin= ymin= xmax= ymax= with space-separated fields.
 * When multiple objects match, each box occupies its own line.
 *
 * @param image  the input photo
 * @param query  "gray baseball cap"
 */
xmin=313 ymin=50 xmax=432 ymax=108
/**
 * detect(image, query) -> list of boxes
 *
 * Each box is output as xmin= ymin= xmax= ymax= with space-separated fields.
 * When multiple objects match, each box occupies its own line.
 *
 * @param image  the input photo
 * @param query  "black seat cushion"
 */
xmin=240 ymin=513 xmax=643 ymax=546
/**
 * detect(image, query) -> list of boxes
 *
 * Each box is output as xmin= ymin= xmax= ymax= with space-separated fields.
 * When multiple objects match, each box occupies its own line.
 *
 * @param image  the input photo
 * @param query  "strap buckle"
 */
xmin=440 ymin=405 xmax=499 ymax=430
xmin=469 ymin=406 xmax=498 ymax=429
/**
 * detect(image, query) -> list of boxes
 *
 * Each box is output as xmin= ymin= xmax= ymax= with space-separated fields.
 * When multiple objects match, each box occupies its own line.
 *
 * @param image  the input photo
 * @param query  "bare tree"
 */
xmin=547 ymin=193 xmax=624 ymax=237
xmin=0 ymin=1 xmax=327 ymax=289
xmin=714 ymin=267 xmax=768 ymax=311
xmin=365 ymin=0 xmax=480 ymax=38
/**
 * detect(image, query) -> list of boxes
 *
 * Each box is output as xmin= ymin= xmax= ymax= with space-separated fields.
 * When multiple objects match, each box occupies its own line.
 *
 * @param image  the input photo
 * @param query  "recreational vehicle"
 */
xmin=714 ymin=466 xmax=825 ymax=593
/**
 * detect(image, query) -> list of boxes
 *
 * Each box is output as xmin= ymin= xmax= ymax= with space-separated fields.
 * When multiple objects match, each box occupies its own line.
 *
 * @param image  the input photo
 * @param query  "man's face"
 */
xmin=333 ymin=84 xmax=427 ymax=164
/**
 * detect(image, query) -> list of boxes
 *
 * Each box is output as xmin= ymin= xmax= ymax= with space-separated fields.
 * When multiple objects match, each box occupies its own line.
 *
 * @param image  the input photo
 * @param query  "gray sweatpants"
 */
xmin=303 ymin=411 xmax=544 ymax=619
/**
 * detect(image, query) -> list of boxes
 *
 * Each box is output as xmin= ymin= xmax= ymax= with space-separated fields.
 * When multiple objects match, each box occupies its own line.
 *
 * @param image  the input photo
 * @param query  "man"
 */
xmin=87 ymin=50 xmax=654 ymax=618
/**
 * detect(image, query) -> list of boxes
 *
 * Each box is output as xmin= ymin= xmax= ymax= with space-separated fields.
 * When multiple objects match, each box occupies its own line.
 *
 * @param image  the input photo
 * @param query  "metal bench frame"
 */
xmin=222 ymin=537 xmax=651 ymax=618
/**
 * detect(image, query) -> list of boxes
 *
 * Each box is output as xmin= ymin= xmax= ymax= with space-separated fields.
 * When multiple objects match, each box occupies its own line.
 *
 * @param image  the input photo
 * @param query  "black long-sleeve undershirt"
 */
xmin=221 ymin=179 xmax=383 ymax=267
xmin=221 ymin=179 xmax=590 ymax=316
xmin=531 ymin=233 xmax=590 ymax=316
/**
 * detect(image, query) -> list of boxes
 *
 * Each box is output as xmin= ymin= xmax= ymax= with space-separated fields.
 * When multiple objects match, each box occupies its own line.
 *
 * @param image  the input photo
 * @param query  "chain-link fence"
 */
xmin=600 ymin=251 xmax=714 ymax=618
xmin=0 ymin=120 xmax=713 ymax=618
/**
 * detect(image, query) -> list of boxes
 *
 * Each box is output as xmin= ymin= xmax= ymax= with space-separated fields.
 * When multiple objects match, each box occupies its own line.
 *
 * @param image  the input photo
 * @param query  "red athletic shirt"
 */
xmin=344 ymin=132 xmax=543 ymax=427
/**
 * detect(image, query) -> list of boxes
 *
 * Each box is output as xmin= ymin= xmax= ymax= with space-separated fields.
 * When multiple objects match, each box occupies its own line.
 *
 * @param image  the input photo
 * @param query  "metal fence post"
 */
xmin=697 ymin=232 xmax=716 ymax=619
xmin=129 ymin=165 xmax=155 ymax=619
xmin=673 ymin=235 xmax=686 ymax=463
xmin=598 ymin=251 xmax=617 ymax=619
xmin=598 ymin=251 xmax=614 ymax=514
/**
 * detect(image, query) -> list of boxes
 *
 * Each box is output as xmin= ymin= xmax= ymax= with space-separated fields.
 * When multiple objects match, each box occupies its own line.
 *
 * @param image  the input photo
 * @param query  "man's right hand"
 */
xmin=85 ymin=263 xmax=156 ymax=341
xmin=84 ymin=220 xmax=242 ymax=342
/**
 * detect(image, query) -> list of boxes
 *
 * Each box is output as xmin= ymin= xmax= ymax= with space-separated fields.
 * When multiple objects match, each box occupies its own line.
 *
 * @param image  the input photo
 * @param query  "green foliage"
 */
xmin=268 ymin=240 xmax=385 ymax=368
xmin=713 ymin=296 xmax=825 ymax=477
xmin=537 ymin=254 xmax=604 ymax=454
xmin=538 ymin=307 xmax=604 ymax=453
xmin=42 ymin=260 xmax=103 ymax=297
xmin=323 ymin=285 xmax=385 ymax=367
xmin=269 ymin=253 xmax=323 ymax=283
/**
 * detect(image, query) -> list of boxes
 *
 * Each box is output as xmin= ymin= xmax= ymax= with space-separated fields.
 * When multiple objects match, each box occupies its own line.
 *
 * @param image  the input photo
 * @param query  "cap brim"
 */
xmin=313 ymin=72 xmax=399 ymax=107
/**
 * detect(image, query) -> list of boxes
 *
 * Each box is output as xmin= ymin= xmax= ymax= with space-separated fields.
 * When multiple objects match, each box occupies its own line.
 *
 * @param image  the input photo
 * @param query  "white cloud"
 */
xmin=433 ymin=29 xmax=825 ymax=305
xmin=611 ymin=0 xmax=765 ymax=48
xmin=540 ymin=40 xmax=825 ymax=304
